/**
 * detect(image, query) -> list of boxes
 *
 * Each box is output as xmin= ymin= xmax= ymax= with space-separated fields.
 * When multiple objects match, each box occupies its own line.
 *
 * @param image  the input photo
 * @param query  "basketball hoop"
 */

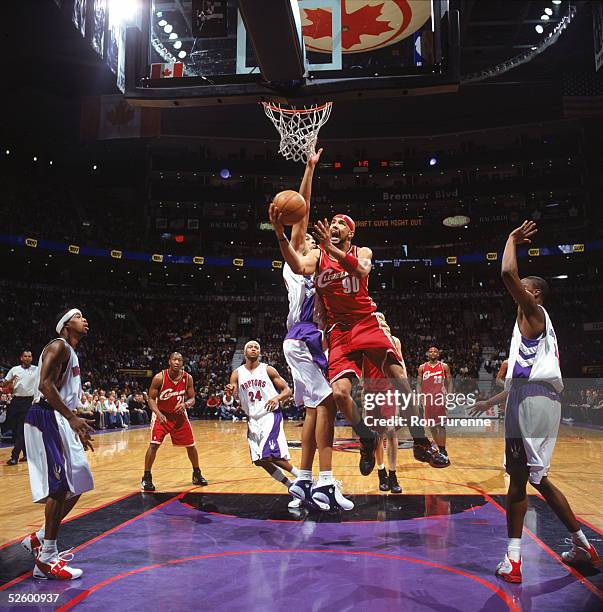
xmin=262 ymin=101 xmax=333 ymax=164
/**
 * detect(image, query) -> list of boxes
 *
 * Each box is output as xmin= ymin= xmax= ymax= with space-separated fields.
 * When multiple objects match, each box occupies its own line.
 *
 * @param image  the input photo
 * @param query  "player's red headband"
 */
xmin=334 ymin=214 xmax=355 ymax=233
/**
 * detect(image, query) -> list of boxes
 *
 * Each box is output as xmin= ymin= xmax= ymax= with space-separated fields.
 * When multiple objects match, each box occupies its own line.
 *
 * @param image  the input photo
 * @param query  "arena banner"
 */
xmin=116 ymin=369 xmax=153 ymax=378
xmin=584 ymin=322 xmax=603 ymax=331
xmin=80 ymin=95 xmax=161 ymax=141
xmin=91 ymin=0 xmax=107 ymax=58
xmin=355 ymin=218 xmax=423 ymax=229
xmin=72 ymin=0 xmax=87 ymax=37
xmin=594 ymin=0 xmax=603 ymax=72
xmin=382 ymin=188 xmax=459 ymax=202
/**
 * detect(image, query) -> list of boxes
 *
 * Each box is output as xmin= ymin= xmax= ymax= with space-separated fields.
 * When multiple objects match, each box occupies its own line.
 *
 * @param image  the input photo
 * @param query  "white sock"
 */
xmin=290 ymin=466 xmax=300 ymax=478
xmin=36 ymin=526 xmax=45 ymax=542
xmin=318 ymin=470 xmax=334 ymax=485
xmin=298 ymin=470 xmax=313 ymax=481
xmin=377 ymin=463 xmax=385 ymax=471
xmin=571 ymin=529 xmax=589 ymax=547
xmin=507 ymin=538 xmax=522 ymax=562
xmin=40 ymin=540 xmax=58 ymax=562
xmin=269 ymin=468 xmax=290 ymax=487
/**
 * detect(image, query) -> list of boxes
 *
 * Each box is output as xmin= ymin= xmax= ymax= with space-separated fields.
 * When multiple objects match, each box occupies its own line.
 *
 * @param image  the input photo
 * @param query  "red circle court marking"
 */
xmin=57 ymin=549 xmax=519 ymax=612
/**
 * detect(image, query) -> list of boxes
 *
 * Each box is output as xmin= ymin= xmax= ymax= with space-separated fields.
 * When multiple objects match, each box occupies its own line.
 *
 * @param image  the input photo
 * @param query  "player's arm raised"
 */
xmin=265 ymin=365 xmax=292 ymax=412
xmin=290 ymin=148 xmax=323 ymax=253
xmin=501 ymin=221 xmax=543 ymax=328
xmin=38 ymin=340 xmax=94 ymax=450
xmin=314 ymin=218 xmax=372 ymax=278
xmin=225 ymin=370 xmax=239 ymax=400
xmin=269 ymin=204 xmax=320 ymax=275
xmin=147 ymin=373 xmax=167 ymax=424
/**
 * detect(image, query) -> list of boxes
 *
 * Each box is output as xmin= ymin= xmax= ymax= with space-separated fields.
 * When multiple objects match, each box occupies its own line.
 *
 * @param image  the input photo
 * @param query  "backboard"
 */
xmin=124 ymin=0 xmax=459 ymax=107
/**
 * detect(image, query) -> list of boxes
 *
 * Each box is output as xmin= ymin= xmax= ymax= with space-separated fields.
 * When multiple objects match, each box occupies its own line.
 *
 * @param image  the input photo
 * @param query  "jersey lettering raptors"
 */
xmin=316 ymin=245 xmax=376 ymax=326
xmin=157 ymin=369 xmax=188 ymax=414
xmin=421 ymin=362 xmax=446 ymax=400
xmin=237 ymin=362 xmax=279 ymax=420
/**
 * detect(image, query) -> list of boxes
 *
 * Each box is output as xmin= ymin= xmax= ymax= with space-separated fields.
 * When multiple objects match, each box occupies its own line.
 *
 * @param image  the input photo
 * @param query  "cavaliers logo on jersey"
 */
xmin=316 ymin=268 xmax=348 ymax=288
xmin=159 ymin=388 xmax=185 ymax=401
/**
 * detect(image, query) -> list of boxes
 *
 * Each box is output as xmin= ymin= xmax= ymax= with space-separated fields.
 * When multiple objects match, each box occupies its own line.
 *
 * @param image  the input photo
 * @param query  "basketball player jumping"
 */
xmin=269 ymin=209 xmax=447 ymax=473
xmin=278 ymin=148 xmax=353 ymax=512
xmin=141 ymin=352 xmax=208 ymax=491
xmin=225 ymin=340 xmax=301 ymax=508
xmin=363 ymin=312 xmax=403 ymax=494
xmin=417 ymin=346 xmax=452 ymax=466
xmin=22 ymin=308 xmax=95 ymax=580
xmin=471 ymin=221 xmax=599 ymax=582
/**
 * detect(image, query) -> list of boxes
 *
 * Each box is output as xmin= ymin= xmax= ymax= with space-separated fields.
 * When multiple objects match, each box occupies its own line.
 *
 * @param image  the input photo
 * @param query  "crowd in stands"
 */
xmin=1 ymin=282 xmax=602 ymax=433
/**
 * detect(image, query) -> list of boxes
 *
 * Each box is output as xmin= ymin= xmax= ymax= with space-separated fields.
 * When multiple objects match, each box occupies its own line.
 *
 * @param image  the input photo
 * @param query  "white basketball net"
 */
xmin=262 ymin=101 xmax=333 ymax=164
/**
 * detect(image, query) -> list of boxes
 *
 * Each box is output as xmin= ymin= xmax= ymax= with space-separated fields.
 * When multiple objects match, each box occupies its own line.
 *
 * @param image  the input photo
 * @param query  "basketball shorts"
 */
xmin=327 ymin=314 xmax=403 ymax=384
xmin=150 ymin=412 xmax=195 ymax=447
xmin=423 ymin=394 xmax=447 ymax=421
xmin=247 ymin=410 xmax=290 ymax=462
xmin=24 ymin=400 xmax=94 ymax=504
xmin=283 ymin=338 xmax=331 ymax=408
xmin=504 ymin=384 xmax=561 ymax=484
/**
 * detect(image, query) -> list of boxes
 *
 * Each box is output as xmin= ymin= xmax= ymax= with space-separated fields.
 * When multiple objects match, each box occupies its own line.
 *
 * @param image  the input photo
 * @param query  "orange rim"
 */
xmin=261 ymin=101 xmax=332 ymax=114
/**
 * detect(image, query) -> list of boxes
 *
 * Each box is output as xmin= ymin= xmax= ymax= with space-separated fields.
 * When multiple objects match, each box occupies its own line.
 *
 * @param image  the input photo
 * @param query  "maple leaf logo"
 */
xmin=106 ymin=100 xmax=135 ymax=127
xmin=162 ymin=67 xmax=173 ymax=77
xmin=302 ymin=1 xmax=395 ymax=51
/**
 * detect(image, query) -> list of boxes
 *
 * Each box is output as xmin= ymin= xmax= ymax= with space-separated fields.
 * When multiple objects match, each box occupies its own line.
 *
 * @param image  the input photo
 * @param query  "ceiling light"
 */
xmin=164 ymin=24 xmax=173 ymax=34
xmin=169 ymin=32 xmax=178 ymax=40
xmin=541 ymin=14 xmax=550 ymax=21
xmin=173 ymin=40 xmax=182 ymax=49
xmin=535 ymin=24 xmax=544 ymax=33
xmin=544 ymin=7 xmax=553 ymax=15
xmin=552 ymin=1 xmax=561 ymax=4
xmin=158 ymin=19 xmax=167 ymax=27
xmin=178 ymin=50 xmax=187 ymax=59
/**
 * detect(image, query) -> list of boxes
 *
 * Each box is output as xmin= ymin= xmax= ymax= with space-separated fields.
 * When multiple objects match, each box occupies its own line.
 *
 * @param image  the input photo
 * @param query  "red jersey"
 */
xmin=420 ymin=361 xmax=447 ymax=397
xmin=316 ymin=245 xmax=376 ymax=326
xmin=157 ymin=369 xmax=188 ymax=414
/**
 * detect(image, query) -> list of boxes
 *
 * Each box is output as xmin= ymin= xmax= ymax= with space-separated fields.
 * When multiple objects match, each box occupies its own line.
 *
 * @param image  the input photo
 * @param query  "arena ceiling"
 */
xmin=3 ymin=1 xmax=596 ymax=143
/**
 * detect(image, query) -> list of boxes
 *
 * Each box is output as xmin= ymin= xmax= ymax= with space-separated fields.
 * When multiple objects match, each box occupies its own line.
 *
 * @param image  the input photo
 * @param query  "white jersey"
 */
xmin=505 ymin=305 xmax=563 ymax=393
xmin=236 ymin=362 xmax=279 ymax=420
xmin=33 ymin=338 xmax=82 ymax=410
xmin=283 ymin=263 xmax=316 ymax=331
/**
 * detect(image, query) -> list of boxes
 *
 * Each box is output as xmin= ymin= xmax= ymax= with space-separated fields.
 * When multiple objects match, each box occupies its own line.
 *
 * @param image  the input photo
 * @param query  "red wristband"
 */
xmin=343 ymin=252 xmax=359 ymax=271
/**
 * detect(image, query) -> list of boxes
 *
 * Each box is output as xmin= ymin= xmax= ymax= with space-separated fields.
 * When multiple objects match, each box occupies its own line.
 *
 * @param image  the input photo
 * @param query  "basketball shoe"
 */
xmin=312 ymin=480 xmax=354 ymax=512
xmin=21 ymin=533 xmax=42 ymax=559
xmin=141 ymin=473 xmax=156 ymax=491
xmin=34 ymin=550 xmax=82 ymax=580
xmin=495 ymin=554 xmax=522 ymax=583
xmin=192 ymin=469 xmax=208 ymax=486
xmin=388 ymin=471 xmax=402 ymax=494
xmin=561 ymin=540 xmax=600 ymax=567
xmin=359 ymin=432 xmax=380 ymax=476
xmin=289 ymin=478 xmax=316 ymax=508
xmin=378 ymin=468 xmax=389 ymax=491
xmin=287 ymin=498 xmax=303 ymax=509
xmin=414 ymin=441 xmax=450 ymax=468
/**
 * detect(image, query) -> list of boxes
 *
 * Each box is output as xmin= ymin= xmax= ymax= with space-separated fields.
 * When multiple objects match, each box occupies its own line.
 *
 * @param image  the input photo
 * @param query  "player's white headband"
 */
xmin=56 ymin=308 xmax=82 ymax=334
xmin=244 ymin=341 xmax=260 ymax=352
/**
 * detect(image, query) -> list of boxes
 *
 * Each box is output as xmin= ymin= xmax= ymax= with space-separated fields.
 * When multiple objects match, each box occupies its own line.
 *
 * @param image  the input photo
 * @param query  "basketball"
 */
xmin=272 ymin=190 xmax=306 ymax=225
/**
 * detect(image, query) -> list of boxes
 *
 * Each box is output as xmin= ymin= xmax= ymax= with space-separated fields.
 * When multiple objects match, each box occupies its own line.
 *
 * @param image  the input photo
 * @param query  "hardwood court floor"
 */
xmin=1 ymin=420 xmax=602 ymax=546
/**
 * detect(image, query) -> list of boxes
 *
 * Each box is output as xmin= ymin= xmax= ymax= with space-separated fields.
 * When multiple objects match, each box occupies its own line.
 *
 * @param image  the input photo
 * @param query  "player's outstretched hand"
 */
xmin=307 ymin=147 xmax=323 ymax=169
xmin=224 ymin=383 xmax=235 ymax=397
xmin=68 ymin=414 xmax=95 ymax=451
xmin=509 ymin=220 xmax=537 ymax=245
xmin=468 ymin=401 xmax=489 ymax=417
xmin=313 ymin=218 xmax=331 ymax=248
xmin=265 ymin=397 xmax=279 ymax=412
xmin=269 ymin=203 xmax=285 ymax=235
